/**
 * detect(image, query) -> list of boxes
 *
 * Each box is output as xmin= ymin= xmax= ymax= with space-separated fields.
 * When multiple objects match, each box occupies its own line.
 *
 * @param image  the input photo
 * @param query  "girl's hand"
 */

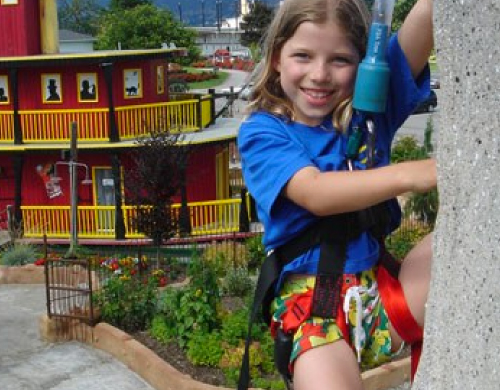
xmin=400 ymin=158 xmax=437 ymax=193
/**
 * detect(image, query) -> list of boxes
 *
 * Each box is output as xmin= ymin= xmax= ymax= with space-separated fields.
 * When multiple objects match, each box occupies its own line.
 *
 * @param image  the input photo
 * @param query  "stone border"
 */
xmin=39 ymin=314 xmax=410 ymax=390
xmin=0 ymin=264 xmax=46 ymax=284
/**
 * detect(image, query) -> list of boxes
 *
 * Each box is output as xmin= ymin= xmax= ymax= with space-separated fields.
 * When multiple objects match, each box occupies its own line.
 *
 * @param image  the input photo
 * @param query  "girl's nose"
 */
xmin=310 ymin=62 xmax=331 ymax=82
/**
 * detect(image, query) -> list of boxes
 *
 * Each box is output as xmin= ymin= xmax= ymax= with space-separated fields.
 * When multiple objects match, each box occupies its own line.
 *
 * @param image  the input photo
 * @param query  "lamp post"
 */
xmin=216 ymin=0 xmax=222 ymax=32
xmin=201 ymin=0 xmax=205 ymax=27
xmin=178 ymin=2 xmax=183 ymax=23
xmin=53 ymin=123 xmax=92 ymax=258
xmin=234 ymin=0 xmax=239 ymax=30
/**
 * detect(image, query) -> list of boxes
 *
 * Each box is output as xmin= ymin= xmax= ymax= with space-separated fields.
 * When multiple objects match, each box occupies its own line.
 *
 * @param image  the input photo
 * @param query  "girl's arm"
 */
xmin=398 ymin=0 xmax=434 ymax=78
xmin=284 ymin=159 xmax=437 ymax=216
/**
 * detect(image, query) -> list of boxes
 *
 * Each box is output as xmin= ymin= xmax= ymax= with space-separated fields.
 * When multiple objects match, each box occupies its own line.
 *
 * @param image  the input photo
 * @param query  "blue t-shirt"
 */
xmin=238 ymin=34 xmax=430 ymax=278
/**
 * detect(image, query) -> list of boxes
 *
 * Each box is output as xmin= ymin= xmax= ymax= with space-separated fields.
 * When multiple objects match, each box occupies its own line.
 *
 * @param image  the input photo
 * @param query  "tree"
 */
xmin=391 ymin=0 xmax=417 ymax=31
xmin=125 ymin=130 xmax=191 ymax=253
xmin=58 ymin=0 xmax=103 ymax=35
xmin=109 ymin=0 xmax=152 ymax=10
xmin=95 ymin=4 xmax=199 ymax=64
xmin=239 ymin=1 xmax=274 ymax=48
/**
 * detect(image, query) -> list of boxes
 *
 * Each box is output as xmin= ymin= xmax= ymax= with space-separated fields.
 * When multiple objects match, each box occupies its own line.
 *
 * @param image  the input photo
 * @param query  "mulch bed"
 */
xmin=132 ymin=331 xmax=227 ymax=386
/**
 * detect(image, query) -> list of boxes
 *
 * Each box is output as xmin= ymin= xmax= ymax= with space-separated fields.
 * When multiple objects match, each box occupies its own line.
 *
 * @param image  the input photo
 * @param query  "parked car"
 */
xmin=413 ymin=90 xmax=437 ymax=114
xmin=430 ymin=78 xmax=440 ymax=89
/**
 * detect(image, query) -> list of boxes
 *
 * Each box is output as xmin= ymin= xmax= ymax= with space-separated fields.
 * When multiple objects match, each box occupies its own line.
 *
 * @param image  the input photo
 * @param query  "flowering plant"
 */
xmin=99 ymin=255 xmax=167 ymax=287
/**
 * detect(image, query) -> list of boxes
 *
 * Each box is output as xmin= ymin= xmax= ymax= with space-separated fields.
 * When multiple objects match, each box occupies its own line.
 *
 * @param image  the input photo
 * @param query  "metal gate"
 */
xmin=44 ymin=257 xmax=99 ymax=341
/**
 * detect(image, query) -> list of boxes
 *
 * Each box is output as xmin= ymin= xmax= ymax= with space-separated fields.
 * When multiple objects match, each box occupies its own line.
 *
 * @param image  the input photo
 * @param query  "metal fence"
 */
xmin=44 ymin=257 xmax=98 ymax=342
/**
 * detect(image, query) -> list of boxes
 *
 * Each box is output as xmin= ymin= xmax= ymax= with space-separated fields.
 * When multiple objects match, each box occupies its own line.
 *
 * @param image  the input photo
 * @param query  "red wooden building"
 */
xmin=0 ymin=0 xmax=241 ymax=242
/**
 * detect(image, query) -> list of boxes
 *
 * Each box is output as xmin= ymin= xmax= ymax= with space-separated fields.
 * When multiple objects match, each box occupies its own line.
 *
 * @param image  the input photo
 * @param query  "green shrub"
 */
xmin=219 ymin=305 xmax=268 ymax=346
xmin=220 ymin=333 xmax=277 ymax=387
xmin=246 ymin=234 xmax=266 ymax=272
xmin=149 ymin=315 xmax=176 ymax=344
xmin=93 ymin=275 xmax=158 ymax=333
xmin=188 ymin=254 xmax=220 ymax=300
xmin=391 ymin=136 xmax=426 ymax=163
xmin=202 ymin=241 xmax=248 ymax=275
xmin=154 ymin=283 xmax=220 ymax=349
xmin=0 ymin=243 xmax=37 ymax=266
xmin=404 ymin=188 xmax=439 ymax=228
xmin=221 ymin=266 xmax=253 ymax=297
xmin=386 ymin=222 xmax=432 ymax=260
xmin=152 ymin=253 xmax=222 ymax=348
xmin=187 ymin=330 xmax=224 ymax=367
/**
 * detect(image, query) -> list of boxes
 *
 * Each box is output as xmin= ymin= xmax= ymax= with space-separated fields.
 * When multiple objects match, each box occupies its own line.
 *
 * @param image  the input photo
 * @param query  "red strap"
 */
xmin=411 ymin=342 xmax=422 ymax=381
xmin=377 ymin=265 xmax=423 ymax=381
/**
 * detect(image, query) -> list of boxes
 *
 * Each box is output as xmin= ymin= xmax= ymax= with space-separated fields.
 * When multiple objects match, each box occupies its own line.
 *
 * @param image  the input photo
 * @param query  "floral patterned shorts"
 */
xmin=271 ymin=268 xmax=396 ymax=371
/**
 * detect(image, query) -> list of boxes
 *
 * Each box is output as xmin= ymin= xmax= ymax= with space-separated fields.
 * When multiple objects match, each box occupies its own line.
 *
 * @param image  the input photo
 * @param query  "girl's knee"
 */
xmin=293 ymin=341 xmax=363 ymax=390
xmin=399 ymin=233 xmax=433 ymax=326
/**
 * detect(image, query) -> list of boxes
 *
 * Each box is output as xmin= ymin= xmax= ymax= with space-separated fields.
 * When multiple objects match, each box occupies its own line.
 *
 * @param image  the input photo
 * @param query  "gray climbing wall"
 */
xmin=413 ymin=1 xmax=500 ymax=389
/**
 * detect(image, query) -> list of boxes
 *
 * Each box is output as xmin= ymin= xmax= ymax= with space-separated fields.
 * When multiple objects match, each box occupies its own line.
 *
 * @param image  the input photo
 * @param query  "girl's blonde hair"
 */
xmin=247 ymin=0 xmax=371 ymax=132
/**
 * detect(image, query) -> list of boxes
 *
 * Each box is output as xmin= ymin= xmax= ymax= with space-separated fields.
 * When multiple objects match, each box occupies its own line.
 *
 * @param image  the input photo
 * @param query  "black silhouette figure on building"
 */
xmin=0 ymin=87 xmax=7 ymax=102
xmin=80 ymin=79 xmax=96 ymax=101
xmin=46 ymin=79 xmax=61 ymax=101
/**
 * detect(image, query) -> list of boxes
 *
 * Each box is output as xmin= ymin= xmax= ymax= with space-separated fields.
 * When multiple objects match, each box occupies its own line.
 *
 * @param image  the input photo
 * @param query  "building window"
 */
xmin=123 ymin=69 xmax=143 ymax=99
xmin=157 ymin=65 xmax=165 ymax=94
xmin=77 ymin=73 xmax=98 ymax=103
xmin=0 ymin=75 xmax=9 ymax=104
xmin=41 ymin=74 xmax=63 ymax=104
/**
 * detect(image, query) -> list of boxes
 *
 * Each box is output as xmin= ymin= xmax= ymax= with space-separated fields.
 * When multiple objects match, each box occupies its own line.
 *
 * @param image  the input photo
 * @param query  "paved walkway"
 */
xmin=0 ymin=284 xmax=155 ymax=390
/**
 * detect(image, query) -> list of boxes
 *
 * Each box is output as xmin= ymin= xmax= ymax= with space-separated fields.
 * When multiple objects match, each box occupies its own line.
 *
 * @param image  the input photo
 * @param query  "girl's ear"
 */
xmin=272 ymin=52 xmax=281 ymax=73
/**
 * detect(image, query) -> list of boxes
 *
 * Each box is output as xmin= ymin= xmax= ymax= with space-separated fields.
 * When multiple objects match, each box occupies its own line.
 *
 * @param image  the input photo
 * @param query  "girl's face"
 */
xmin=274 ymin=21 xmax=360 ymax=127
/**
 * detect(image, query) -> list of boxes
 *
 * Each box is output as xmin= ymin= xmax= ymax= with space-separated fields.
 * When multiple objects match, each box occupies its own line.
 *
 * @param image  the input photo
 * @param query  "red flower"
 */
xmin=34 ymin=258 xmax=45 ymax=266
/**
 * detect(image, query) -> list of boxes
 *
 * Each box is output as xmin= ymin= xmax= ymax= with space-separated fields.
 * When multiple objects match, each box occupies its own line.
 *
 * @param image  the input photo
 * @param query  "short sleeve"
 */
xmin=386 ymin=34 xmax=431 ymax=133
xmin=237 ymin=113 xmax=313 ymax=216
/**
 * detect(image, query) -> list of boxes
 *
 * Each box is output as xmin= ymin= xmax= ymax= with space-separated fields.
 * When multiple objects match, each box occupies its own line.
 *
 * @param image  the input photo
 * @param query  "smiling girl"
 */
xmin=238 ymin=0 xmax=436 ymax=389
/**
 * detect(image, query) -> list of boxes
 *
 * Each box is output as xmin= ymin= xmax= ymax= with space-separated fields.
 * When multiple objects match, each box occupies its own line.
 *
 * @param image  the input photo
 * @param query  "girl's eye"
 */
xmin=293 ymin=53 xmax=310 ymax=60
xmin=332 ymin=56 xmax=353 ymax=65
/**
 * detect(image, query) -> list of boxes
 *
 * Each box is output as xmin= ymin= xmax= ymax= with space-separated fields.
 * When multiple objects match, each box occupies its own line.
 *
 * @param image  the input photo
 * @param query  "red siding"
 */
xmin=0 ymin=144 xmax=218 ymax=224
xmin=112 ymin=60 xmax=169 ymax=107
xmin=0 ymin=155 xmax=16 ymax=214
xmin=186 ymin=145 xmax=217 ymax=202
xmin=0 ymin=1 xmax=40 ymax=56
xmin=14 ymin=60 xmax=169 ymax=112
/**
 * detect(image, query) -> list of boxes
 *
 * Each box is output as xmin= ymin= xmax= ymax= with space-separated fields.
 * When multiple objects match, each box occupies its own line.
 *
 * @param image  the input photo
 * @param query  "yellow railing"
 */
xmin=0 ymin=110 xmax=15 ymax=141
xmin=19 ymin=108 xmax=110 ymax=142
xmin=200 ymin=94 xmax=212 ymax=129
xmin=116 ymin=100 xmax=200 ymax=139
xmin=21 ymin=198 xmax=244 ymax=239
xmin=2 ymin=96 xmax=213 ymax=143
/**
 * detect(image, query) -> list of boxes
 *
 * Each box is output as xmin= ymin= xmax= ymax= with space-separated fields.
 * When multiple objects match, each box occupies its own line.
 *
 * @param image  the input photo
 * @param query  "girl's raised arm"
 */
xmin=398 ymin=0 xmax=434 ymax=78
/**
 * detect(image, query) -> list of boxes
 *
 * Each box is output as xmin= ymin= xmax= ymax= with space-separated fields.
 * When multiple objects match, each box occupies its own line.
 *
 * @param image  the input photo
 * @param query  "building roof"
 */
xmin=0 ymin=48 xmax=187 ymax=68
xmin=59 ymin=29 xmax=96 ymax=43
xmin=0 ymin=118 xmax=241 ymax=152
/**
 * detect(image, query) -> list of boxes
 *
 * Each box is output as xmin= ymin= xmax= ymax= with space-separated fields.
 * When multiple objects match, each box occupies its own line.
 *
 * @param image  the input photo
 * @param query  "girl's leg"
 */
xmin=293 ymin=340 xmax=363 ymax=390
xmin=397 ymin=232 xmax=433 ymax=327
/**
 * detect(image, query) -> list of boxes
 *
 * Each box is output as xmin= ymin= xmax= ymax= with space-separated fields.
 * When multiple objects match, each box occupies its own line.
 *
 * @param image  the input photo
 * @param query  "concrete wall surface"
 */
xmin=413 ymin=1 xmax=500 ymax=389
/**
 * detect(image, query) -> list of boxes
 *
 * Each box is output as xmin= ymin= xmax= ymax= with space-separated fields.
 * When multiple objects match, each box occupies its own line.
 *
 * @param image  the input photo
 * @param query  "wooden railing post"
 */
xmin=208 ymin=88 xmax=216 ymax=126
xmin=196 ymin=96 xmax=203 ymax=130
xmin=239 ymin=188 xmax=249 ymax=233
